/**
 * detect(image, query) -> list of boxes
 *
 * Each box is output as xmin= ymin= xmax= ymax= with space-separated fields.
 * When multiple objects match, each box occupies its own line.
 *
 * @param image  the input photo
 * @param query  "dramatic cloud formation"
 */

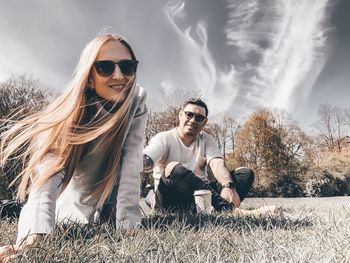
xmin=163 ymin=0 xmax=239 ymax=114
xmin=0 ymin=0 xmax=348 ymax=127
xmin=224 ymin=0 xmax=330 ymax=113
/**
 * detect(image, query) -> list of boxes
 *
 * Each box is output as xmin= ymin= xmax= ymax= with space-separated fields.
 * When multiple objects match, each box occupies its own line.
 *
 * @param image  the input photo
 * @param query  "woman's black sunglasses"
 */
xmin=94 ymin=59 xmax=139 ymax=77
xmin=183 ymin=110 xmax=207 ymax=122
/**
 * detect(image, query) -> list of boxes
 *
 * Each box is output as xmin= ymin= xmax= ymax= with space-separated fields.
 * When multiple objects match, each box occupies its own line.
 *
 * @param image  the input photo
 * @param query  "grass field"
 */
xmin=0 ymin=197 xmax=349 ymax=262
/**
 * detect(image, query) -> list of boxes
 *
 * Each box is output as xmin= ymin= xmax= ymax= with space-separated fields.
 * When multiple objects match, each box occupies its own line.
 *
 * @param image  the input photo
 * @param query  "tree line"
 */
xmin=144 ymin=86 xmax=350 ymax=197
xmin=1 ymin=75 xmax=349 ymax=199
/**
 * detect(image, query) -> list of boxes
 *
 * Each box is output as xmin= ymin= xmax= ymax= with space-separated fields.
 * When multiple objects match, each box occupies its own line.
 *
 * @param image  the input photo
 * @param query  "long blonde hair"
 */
xmin=0 ymin=33 xmax=138 ymax=208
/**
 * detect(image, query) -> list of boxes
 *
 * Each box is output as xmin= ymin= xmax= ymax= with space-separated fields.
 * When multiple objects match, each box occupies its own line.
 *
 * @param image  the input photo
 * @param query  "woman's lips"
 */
xmin=109 ymin=84 xmax=125 ymax=90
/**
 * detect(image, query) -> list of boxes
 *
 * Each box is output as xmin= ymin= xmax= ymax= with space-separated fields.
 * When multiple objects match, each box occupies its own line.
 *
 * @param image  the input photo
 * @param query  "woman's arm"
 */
xmin=16 ymin=170 xmax=64 ymax=242
xmin=115 ymin=89 xmax=148 ymax=229
xmin=0 ymin=167 xmax=64 ymax=259
xmin=0 ymin=171 xmax=63 ymax=260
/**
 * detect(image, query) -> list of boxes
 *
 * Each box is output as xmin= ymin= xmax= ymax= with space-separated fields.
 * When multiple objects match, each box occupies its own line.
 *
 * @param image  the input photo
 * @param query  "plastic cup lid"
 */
xmin=193 ymin=190 xmax=212 ymax=196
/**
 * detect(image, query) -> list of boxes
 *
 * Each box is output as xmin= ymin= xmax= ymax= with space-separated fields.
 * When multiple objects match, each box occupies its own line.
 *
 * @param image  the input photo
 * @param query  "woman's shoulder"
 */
xmin=136 ymin=84 xmax=147 ymax=100
xmin=131 ymin=84 xmax=147 ymax=117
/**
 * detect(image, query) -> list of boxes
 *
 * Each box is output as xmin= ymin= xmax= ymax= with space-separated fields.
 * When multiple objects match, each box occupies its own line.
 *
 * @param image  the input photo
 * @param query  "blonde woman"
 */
xmin=0 ymin=33 xmax=147 ymax=259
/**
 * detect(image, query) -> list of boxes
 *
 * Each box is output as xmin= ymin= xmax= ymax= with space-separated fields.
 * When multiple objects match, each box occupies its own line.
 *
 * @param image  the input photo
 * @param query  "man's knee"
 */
xmin=164 ymin=162 xmax=195 ymax=181
xmin=232 ymin=167 xmax=255 ymax=183
xmin=164 ymin=162 xmax=181 ymax=177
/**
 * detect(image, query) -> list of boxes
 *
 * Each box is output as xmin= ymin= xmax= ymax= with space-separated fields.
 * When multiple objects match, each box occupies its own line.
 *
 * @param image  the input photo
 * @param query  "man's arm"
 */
xmin=209 ymin=158 xmax=241 ymax=208
xmin=143 ymin=131 xmax=167 ymax=174
xmin=208 ymin=157 xmax=231 ymax=185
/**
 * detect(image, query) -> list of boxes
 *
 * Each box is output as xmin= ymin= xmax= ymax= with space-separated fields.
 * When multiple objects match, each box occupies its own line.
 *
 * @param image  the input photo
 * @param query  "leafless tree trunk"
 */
xmin=314 ymin=104 xmax=350 ymax=152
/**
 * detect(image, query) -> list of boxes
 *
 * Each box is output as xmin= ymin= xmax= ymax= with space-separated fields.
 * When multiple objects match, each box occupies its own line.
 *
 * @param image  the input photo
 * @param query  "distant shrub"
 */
xmin=245 ymin=186 xmax=272 ymax=197
xmin=304 ymin=171 xmax=349 ymax=197
xmin=248 ymin=175 xmax=304 ymax=197
xmin=304 ymin=178 xmax=331 ymax=197
xmin=270 ymin=175 xmax=305 ymax=197
xmin=0 ymin=74 xmax=52 ymax=199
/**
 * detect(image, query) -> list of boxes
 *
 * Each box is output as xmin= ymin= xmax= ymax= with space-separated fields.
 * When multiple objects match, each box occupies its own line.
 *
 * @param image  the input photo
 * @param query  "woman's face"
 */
xmin=91 ymin=40 xmax=134 ymax=102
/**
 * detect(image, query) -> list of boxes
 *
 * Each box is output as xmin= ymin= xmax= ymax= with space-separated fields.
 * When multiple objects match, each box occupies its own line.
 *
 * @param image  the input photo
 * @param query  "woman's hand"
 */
xmin=0 ymin=244 xmax=18 ymax=262
xmin=0 ymin=234 xmax=43 ymax=262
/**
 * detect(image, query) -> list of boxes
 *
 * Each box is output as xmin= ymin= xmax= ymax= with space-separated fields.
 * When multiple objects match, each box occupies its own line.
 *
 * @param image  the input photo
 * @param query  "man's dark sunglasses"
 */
xmin=183 ymin=110 xmax=207 ymax=122
xmin=94 ymin=59 xmax=139 ymax=77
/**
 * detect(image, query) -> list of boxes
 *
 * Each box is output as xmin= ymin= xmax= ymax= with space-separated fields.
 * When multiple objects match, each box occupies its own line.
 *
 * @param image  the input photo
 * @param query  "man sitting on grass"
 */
xmin=143 ymin=98 xmax=275 ymax=215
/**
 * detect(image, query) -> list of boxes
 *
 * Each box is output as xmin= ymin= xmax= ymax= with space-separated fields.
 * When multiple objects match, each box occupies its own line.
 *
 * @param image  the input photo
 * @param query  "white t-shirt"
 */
xmin=143 ymin=128 xmax=222 ymax=189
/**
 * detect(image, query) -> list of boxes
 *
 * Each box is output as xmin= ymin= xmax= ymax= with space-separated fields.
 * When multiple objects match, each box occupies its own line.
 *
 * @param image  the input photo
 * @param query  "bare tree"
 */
xmin=272 ymin=108 xmax=309 ymax=160
xmin=144 ymin=107 xmax=178 ymax=146
xmin=206 ymin=114 xmax=239 ymax=157
xmin=345 ymin=107 xmax=350 ymax=126
xmin=206 ymin=122 xmax=222 ymax=153
xmin=160 ymin=88 xmax=202 ymax=111
xmin=314 ymin=104 xmax=350 ymax=152
xmin=225 ymin=116 xmax=239 ymax=153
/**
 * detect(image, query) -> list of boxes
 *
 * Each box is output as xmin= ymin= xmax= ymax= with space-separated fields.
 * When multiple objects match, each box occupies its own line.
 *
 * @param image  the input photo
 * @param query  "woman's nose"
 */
xmin=112 ymin=65 xmax=124 ymax=79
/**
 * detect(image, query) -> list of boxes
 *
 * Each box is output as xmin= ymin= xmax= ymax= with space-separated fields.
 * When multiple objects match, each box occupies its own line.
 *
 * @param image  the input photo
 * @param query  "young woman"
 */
xmin=0 ymin=33 xmax=147 ymax=259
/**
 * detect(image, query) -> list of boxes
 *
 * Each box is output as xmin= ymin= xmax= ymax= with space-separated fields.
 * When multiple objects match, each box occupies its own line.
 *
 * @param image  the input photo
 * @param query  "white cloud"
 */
xmin=163 ymin=0 xmax=239 ymax=115
xmin=224 ymin=0 xmax=330 ymax=113
xmin=165 ymin=0 xmax=186 ymax=19
xmin=160 ymin=80 xmax=173 ymax=94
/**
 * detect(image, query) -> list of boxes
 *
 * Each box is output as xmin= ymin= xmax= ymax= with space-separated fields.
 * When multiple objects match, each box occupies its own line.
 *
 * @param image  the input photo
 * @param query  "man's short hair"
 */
xmin=182 ymin=98 xmax=208 ymax=117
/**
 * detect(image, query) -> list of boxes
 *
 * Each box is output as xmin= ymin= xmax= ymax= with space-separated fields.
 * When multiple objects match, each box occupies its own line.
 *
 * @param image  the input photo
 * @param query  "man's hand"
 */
xmin=220 ymin=187 xmax=241 ymax=208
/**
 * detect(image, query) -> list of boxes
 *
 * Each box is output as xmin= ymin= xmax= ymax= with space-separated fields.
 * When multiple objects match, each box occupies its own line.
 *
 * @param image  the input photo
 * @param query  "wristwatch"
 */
xmin=222 ymin=181 xmax=235 ymax=189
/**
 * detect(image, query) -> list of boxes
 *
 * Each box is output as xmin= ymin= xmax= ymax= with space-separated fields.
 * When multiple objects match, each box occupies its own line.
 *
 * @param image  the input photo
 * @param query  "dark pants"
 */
xmin=155 ymin=164 xmax=254 ymax=212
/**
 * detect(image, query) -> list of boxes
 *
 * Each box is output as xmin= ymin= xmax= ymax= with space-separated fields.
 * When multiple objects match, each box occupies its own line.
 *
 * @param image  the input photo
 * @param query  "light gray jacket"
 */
xmin=17 ymin=85 xmax=147 ymax=242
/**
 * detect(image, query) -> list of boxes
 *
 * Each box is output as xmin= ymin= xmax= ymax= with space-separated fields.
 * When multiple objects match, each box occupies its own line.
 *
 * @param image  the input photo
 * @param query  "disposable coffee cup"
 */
xmin=193 ymin=190 xmax=212 ymax=214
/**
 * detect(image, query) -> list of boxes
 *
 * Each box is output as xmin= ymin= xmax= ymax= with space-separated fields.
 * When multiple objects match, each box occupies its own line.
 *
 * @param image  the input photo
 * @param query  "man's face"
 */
xmin=178 ymin=103 xmax=207 ymax=137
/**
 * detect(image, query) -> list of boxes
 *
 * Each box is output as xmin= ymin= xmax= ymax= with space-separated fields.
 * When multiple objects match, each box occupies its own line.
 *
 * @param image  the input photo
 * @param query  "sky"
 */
xmin=0 ymin=0 xmax=349 ymax=130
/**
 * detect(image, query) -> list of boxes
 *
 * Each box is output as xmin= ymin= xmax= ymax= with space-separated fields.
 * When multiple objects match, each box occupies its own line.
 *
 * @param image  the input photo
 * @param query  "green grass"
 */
xmin=1 ymin=197 xmax=349 ymax=262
